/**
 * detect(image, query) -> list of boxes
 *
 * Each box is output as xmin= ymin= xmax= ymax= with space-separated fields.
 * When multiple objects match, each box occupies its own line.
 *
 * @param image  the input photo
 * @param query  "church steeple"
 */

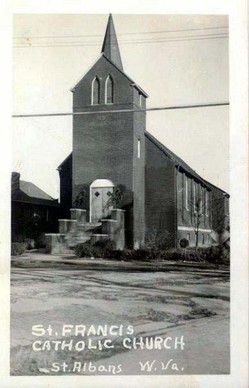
xmin=101 ymin=14 xmax=123 ymax=71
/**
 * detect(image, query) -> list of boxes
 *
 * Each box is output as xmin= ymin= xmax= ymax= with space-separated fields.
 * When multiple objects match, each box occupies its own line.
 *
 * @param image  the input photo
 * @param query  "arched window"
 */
xmin=91 ymin=77 xmax=100 ymax=105
xmin=105 ymin=75 xmax=114 ymax=104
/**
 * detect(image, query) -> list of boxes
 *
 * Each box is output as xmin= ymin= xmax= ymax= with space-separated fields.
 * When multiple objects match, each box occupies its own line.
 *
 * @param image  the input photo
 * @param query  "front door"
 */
xmin=91 ymin=186 xmax=113 ymax=222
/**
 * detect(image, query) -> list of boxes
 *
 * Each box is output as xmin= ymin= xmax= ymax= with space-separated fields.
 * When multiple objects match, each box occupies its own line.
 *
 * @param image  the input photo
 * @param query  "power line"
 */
xmin=13 ymin=26 xmax=228 ymax=40
xmin=14 ymin=32 xmax=228 ymax=45
xmin=14 ymin=34 xmax=228 ymax=48
xmin=12 ymin=102 xmax=229 ymax=118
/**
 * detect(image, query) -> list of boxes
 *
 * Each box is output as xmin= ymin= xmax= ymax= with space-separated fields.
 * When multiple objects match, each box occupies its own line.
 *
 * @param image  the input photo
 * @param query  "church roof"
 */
xmin=101 ymin=14 xmax=123 ymax=71
xmin=145 ymin=131 xmax=211 ymax=188
xmin=71 ymin=53 xmax=148 ymax=97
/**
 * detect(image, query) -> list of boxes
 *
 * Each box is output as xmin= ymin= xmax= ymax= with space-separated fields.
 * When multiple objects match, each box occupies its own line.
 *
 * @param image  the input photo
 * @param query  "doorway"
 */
xmin=90 ymin=179 xmax=114 ymax=222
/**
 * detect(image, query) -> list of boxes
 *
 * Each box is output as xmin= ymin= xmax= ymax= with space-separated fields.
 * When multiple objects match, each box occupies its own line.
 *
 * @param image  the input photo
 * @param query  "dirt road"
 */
xmin=10 ymin=266 xmax=229 ymax=375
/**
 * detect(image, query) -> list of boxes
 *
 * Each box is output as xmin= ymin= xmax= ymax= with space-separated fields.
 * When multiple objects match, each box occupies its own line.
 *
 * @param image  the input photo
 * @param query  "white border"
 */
xmin=0 ymin=1 xmax=248 ymax=387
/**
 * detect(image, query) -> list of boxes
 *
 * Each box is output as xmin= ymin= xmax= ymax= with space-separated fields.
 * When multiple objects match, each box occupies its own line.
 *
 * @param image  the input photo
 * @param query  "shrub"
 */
xmin=145 ymin=228 xmax=174 ymax=250
xmin=93 ymin=239 xmax=116 ymax=251
xmin=179 ymin=238 xmax=189 ymax=249
xmin=198 ymin=246 xmax=230 ymax=264
xmin=11 ymin=243 xmax=26 ymax=256
xmin=74 ymin=243 xmax=101 ymax=258
xmin=74 ymin=241 xmax=230 ymax=265
xmin=74 ymin=240 xmax=115 ymax=258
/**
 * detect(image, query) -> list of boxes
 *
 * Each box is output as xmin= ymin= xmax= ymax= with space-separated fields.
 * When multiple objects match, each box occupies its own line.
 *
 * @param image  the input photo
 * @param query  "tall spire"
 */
xmin=101 ymin=14 xmax=123 ymax=71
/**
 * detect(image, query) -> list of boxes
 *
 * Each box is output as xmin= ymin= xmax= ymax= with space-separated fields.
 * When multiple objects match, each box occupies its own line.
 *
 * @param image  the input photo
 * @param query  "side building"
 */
xmin=11 ymin=172 xmax=60 ymax=246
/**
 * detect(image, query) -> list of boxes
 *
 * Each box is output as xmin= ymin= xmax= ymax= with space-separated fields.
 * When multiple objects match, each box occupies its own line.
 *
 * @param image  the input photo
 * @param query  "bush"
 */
xmin=74 ymin=241 xmax=230 ymax=265
xmin=144 ymin=228 xmax=174 ymax=250
xmin=197 ymin=246 xmax=230 ymax=264
xmin=11 ymin=243 xmax=26 ymax=256
xmin=74 ymin=240 xmax=115 ymax=258
xmin=93 ymin=239 xmax=116 ymax=251
xmin=74 ymin=243 xmax=101 ymax=258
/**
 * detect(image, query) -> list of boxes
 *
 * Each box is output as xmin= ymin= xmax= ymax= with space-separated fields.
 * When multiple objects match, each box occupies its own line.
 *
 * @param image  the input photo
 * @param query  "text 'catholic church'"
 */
xmin=45 ymin=15 xmax=229 ymax=254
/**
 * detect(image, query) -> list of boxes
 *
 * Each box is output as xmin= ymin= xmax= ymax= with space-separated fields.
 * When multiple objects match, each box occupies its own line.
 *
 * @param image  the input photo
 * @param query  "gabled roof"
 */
xmin=19 ymin=181 xmax=55 ymax=201
xmin=145 ymin=131 xmax=211 ymax=187
xmin=71 ymin=53 xmax=148 ymax=97
xmin=12 ymin=176 xmax=59 ymax=206
xmin=101 ymin=14 xmax=123 ymax=71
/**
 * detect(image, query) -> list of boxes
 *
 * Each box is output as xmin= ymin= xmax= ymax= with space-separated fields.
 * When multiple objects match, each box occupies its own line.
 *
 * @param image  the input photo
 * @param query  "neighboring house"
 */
xmin=47 ymin=14 xmax=229 ymax=252
xmin=11 ymin=172 xmax=60 ymax=244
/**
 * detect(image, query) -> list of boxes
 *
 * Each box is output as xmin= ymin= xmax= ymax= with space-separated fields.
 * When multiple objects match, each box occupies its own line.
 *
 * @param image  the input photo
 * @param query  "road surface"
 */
xmin=10 ymin=266 xmax=230 ymax=375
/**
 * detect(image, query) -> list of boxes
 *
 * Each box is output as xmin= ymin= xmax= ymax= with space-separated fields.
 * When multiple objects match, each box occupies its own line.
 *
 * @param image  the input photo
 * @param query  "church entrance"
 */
xmin=90 ymin=179 xmax=114 ymax=222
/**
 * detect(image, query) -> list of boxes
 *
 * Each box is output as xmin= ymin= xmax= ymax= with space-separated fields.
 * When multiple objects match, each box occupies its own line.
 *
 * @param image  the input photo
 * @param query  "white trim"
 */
xmin=104 ymin=76 xmax=108 ymax=104
xmin=205 ymin=190 xmax=209 ymax=217
xmin=90 ymin=179 xmax=114 ymax=188
xmin=58 ymin=219 xmax=75 ymax=222
xmin=139 ymin=93 xmax=142 ymax=106
xmin=91 ymin=77 xmax=100 ymax=105
xmin=105 ymin=75 xmax=114 ymax=104
xmin=185 ymin=177 xmax=189 ymax=211
xmin=137 ymin=139 xmax=141 ymax=158
xmin=91 ymin=234 xmax=109 ymax=237
xmin=178 ymin=226 xmax=212 ymax=233
xmin=193 ymin=182 xmax=196 ymax=213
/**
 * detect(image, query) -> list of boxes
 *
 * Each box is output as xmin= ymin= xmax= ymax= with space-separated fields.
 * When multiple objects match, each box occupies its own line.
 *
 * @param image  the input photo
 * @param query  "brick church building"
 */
xmin=46 ymin=15 xmax=229 ymax=253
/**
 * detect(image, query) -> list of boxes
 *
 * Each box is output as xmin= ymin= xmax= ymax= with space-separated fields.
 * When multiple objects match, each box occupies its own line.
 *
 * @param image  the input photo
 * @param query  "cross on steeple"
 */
xmin=101 ymin=14 xmax=123 ymax=71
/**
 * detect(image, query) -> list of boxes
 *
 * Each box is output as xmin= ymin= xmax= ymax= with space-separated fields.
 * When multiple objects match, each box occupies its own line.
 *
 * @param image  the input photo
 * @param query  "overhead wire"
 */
xmin=14 ymin=33 xmax=228 ymax=48
xmin=13 ymin=25 xmax=229 ymax=117
xmin=12 ymin=102 xmax=229 ymax=119
xmin=13 ymin=25 xmax=228 ymax=40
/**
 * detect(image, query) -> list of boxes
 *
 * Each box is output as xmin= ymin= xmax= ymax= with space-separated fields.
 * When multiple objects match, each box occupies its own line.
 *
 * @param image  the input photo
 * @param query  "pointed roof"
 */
xmin=71 ymin=53 xmax=148 ymax=97
xmin=101 ymin=14 xmax=123 ymax=71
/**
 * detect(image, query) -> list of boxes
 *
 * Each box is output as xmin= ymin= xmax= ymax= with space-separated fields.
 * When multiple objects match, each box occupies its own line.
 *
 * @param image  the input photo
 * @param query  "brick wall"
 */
xmin=145 ymin=136 xmax=176 ymax=247
xmin=72 ymin=55 xmax=147 ymax=248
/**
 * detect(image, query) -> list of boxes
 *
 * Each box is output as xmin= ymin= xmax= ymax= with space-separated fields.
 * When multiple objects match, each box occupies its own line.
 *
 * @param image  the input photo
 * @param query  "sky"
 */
xmin=12 ymin=14 xmax=229 ymax=198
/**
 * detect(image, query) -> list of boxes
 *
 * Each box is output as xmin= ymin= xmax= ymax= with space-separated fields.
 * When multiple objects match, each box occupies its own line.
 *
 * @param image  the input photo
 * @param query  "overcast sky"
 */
xmin=12 ymin=14 xmax=229 ymax=198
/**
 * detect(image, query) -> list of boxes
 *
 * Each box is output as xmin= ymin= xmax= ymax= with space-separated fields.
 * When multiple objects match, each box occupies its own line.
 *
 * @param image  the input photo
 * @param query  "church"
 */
xmin=45 ymin=15 xmax=229 ymax=253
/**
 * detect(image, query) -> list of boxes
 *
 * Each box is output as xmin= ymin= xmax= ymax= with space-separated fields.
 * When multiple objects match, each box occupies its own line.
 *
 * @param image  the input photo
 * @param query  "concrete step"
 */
xmin=75 ymin=237 xmax=91 ymax=243
xmin=59 ymin=249 xmax=75 ymax=254
xmin=77 ymin=223 xmax=101 ymax=231
xmin=90 ymin=234 xmax=109 ymax=245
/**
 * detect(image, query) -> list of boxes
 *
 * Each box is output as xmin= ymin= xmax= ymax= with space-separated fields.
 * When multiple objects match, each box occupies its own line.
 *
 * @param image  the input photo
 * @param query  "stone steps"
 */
xmin=45 ymin=208 xmax=125 ymax=254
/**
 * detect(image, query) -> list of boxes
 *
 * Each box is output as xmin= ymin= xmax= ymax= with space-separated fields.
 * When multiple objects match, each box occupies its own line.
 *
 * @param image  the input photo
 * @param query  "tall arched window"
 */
xmin=105 ymin=75 xmax=114 ymax=104
xmin=91 ymin=77 xmax=100 ymax=105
